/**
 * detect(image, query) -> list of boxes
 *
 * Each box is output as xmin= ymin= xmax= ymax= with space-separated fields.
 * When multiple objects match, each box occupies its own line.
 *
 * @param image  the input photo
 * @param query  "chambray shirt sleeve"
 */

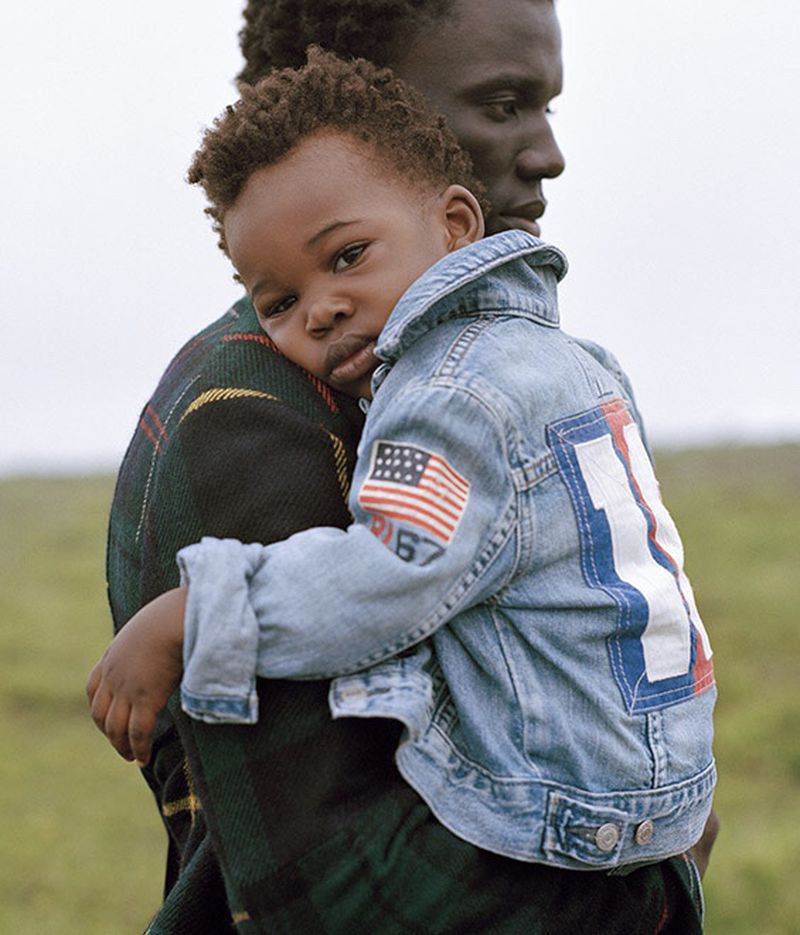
xmin=178 ymin=380 xmax=518 ymax=723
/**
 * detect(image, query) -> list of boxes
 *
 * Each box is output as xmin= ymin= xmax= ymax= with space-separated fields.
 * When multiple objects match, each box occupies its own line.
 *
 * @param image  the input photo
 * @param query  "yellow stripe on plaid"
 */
xmin=325 ymin=430 xmax=351 ymax=503
xmin=180 ymin=387 xmax=280 ymax=423
xmin=181 ymin=387 xmax=351 ymax=504
xmin=184 ymin=756 xmax=200 ymax=828
xmin=160 ymin=757 xmax=202 ymax=820
xmin=161 ymin=793 xmax=202 ymax=819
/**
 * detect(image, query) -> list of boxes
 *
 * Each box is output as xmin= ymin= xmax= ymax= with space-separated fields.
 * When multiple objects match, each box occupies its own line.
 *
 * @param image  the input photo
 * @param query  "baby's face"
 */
xmin=224 ymin=131 xmax=478 ymax=398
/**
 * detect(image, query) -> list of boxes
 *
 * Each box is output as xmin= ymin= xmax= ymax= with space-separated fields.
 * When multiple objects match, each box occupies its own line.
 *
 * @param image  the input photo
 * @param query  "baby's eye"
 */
xmin=333 ymin=244 xmax=367 ymax=272
xmin=262 ymin=295 xmax=297 ymax=318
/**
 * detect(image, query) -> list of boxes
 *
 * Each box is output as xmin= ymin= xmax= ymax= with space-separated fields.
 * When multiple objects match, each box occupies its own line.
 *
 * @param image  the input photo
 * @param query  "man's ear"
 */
xmin=440 ymin=185 xmax=485 ymax=250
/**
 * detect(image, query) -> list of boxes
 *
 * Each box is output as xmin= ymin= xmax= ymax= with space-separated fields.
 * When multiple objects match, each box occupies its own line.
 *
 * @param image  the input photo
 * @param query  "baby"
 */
xmin=89 ymin=48 xmax=715 ymax=871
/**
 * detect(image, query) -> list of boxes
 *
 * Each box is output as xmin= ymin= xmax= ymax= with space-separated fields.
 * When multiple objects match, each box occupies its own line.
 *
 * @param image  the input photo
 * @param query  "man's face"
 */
xmin=224 ymin=133 xmax=461 ymax=399
xmin=391 ymin=0 xmax=564 ymax=236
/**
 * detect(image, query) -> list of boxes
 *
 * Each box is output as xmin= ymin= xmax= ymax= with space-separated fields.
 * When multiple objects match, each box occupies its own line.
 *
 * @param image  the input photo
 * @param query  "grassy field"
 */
xmin=0 ymin=444 xmax=798 ymax=933
xmin=654 ymin=445 xmax=800 ymax=934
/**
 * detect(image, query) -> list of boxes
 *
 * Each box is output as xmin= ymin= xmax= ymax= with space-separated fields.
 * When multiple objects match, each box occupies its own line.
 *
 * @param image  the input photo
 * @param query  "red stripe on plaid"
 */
xmin=146 ymin=404 xmax=168 ymax=441
xmin=139 ymin=417 xmax=162 ymax=452
xmin=655 ymin=896 xmax=670 ymax=934
xmin=139 ymin=404 xmax=169 ymax=453
xmin=169 ymin=319 xmax=238 ymax=374
xmin=223 ymin=332 xmax=281 ymax=354
xmin=305 ymin=374 xmax=339 ymax=414
xmin=222 ymin=334 xmax=339 ymax=414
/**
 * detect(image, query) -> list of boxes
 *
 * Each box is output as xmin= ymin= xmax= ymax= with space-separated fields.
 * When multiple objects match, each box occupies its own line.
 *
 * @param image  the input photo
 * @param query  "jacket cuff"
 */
xmin=180 ymin=685 xmax=258 ymax=725
xmin=177 ymin=537 xmax=265 ymax=724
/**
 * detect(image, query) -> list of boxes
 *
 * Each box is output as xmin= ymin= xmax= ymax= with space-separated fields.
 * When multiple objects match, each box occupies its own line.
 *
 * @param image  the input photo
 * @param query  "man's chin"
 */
xmin=487 ymin=214 xmax=542 ymax=238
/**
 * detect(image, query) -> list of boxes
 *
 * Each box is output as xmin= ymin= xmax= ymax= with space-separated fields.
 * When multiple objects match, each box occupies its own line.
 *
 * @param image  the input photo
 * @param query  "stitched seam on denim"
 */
xmin=647 ymin=710 xmax=667 ymax=788
xmin=321 ymin=379 xmax=516 ymax=675
xmin=514 ymin=452 xmax=559 ymax=492
xmin=567 ymin=338 xmax=610 ymax=397
xmin=435 ymin=316 xmax=494 ymax=379
xmin=489 ymin=605 xmax=543 ymax=775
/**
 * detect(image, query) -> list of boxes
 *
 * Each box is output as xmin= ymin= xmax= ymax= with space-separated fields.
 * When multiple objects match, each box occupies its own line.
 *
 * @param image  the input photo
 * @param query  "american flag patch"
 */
xmin=358 ymin=441 xmax=470 ymax=544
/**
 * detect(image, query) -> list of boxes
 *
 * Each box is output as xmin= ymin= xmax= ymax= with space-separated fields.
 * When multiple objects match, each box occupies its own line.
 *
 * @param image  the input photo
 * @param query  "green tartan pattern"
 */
xmin=107 ymin=298 xmax=704 ymax=933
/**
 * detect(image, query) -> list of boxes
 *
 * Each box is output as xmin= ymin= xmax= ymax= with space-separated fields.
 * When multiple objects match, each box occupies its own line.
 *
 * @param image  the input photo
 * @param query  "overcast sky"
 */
xmin=2 ymin=1 xmax=798 ymax=474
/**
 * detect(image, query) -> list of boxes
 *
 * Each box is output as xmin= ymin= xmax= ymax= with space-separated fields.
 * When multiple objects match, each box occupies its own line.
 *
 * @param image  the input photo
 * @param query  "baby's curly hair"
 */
xmin=238 ymin=0 xmax=454 ymax=85
xmin=188 ymin=47 xmax=487 ymax=256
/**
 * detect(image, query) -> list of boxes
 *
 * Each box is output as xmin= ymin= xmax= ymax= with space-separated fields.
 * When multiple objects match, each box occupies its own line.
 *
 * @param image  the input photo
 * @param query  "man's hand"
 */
xmin=86 ymin=587 xmax=187 ymax=767
xmin=689 ymin=807 xmax=720 ymax=879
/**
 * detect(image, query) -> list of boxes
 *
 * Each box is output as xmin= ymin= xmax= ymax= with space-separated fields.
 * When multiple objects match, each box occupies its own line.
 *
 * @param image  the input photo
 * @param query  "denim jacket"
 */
xmin=177 ymin=231 xmax=716 ymax=870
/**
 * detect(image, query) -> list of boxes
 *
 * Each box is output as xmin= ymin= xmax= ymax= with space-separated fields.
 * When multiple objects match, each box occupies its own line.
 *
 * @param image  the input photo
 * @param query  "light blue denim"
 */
xmin=177 ymin=230 xmax=716 ymax=870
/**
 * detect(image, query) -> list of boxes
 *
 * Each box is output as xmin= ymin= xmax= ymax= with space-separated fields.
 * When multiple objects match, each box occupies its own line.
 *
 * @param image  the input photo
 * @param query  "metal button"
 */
xmin=635 ymin=820 xmax=655 ymax=846
xmin=595 ymin=823 xmax=620 ymax=852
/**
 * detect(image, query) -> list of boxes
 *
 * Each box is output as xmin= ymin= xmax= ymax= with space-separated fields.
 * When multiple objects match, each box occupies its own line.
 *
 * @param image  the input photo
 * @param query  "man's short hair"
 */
xmin=238 ymin=0 xmax=455 ymax=85
xmin=188 ymin=48 xmax=486 ymax=256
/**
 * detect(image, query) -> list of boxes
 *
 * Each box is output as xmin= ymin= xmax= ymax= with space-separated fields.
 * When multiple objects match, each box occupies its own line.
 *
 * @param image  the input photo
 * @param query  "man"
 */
xmin=106 ymin=2 xmax=714 ymax=931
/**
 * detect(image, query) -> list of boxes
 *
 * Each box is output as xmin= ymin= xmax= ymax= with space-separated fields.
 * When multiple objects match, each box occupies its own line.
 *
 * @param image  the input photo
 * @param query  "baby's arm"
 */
xmin=86 ymin=588 xmax=186 ymax=765
xmin=177 ymin=381 xmax=516 ymax=718
xmin=89 ymin=380 xmax=516 ymax=757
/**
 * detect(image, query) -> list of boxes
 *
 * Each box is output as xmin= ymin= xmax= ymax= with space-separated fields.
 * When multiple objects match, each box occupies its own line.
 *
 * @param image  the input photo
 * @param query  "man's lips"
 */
xmin=325 ymin=335 xmax=378 ymax=386
xmin=496 ymin=201 xmax=546 ymax=237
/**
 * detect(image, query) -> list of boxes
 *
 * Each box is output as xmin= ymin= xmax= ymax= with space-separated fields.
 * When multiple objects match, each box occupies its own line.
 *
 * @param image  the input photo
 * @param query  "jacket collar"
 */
xmin=375 ymin=231 xmax=567 ymax=364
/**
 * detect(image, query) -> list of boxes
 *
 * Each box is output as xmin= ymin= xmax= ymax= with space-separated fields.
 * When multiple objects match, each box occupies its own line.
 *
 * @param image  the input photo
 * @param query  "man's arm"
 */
xmin=103 ymin=306 xmax=364 ymax=924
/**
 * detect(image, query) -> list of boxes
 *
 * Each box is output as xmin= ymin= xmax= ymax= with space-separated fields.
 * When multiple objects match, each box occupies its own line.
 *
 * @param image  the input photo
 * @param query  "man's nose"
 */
xmin=305 ymin=296 xmax=353 ymax=335
xmin=515 ymin=116 xmax=565 ymax=181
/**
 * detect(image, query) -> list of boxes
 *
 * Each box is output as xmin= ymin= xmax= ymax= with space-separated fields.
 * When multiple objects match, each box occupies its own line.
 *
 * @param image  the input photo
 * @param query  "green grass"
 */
xmin=1 ymin=445 xmax=798 ymax=933
xmin=0 ymin=476 xmax=164 ymax=934
xmin=654 ymin=445 xmax=800 ymax=935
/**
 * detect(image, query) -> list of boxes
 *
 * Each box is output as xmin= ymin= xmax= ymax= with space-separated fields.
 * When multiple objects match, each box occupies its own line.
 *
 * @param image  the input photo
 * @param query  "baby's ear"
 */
xmin=440 ymin=185 xmax=485 ymax=251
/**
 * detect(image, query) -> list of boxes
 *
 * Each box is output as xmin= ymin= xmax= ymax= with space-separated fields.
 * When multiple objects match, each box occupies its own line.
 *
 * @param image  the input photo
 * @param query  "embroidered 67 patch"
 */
xmin=358 ymin=441 xmax=470 ymax=562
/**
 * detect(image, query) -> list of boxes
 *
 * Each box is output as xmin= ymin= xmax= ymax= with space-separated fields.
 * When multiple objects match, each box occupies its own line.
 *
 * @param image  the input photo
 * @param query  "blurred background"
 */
xmin=1 ymin=1 xmax=798 ymax=931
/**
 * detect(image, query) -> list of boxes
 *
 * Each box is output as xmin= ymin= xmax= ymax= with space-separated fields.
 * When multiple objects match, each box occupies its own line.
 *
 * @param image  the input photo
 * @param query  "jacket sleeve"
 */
xmin=178 ymin=380 xmax=520 ymax=723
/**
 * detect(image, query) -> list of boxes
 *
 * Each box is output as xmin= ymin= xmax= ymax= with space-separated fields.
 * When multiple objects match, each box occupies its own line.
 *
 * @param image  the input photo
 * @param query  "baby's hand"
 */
xmin=86 ymin=587 xmax=187 ymax=767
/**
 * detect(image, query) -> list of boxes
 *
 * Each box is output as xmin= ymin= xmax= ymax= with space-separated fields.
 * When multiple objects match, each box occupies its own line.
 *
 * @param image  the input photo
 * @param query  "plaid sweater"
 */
xmin=106 ymin=298 xmax=704 ymax=934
